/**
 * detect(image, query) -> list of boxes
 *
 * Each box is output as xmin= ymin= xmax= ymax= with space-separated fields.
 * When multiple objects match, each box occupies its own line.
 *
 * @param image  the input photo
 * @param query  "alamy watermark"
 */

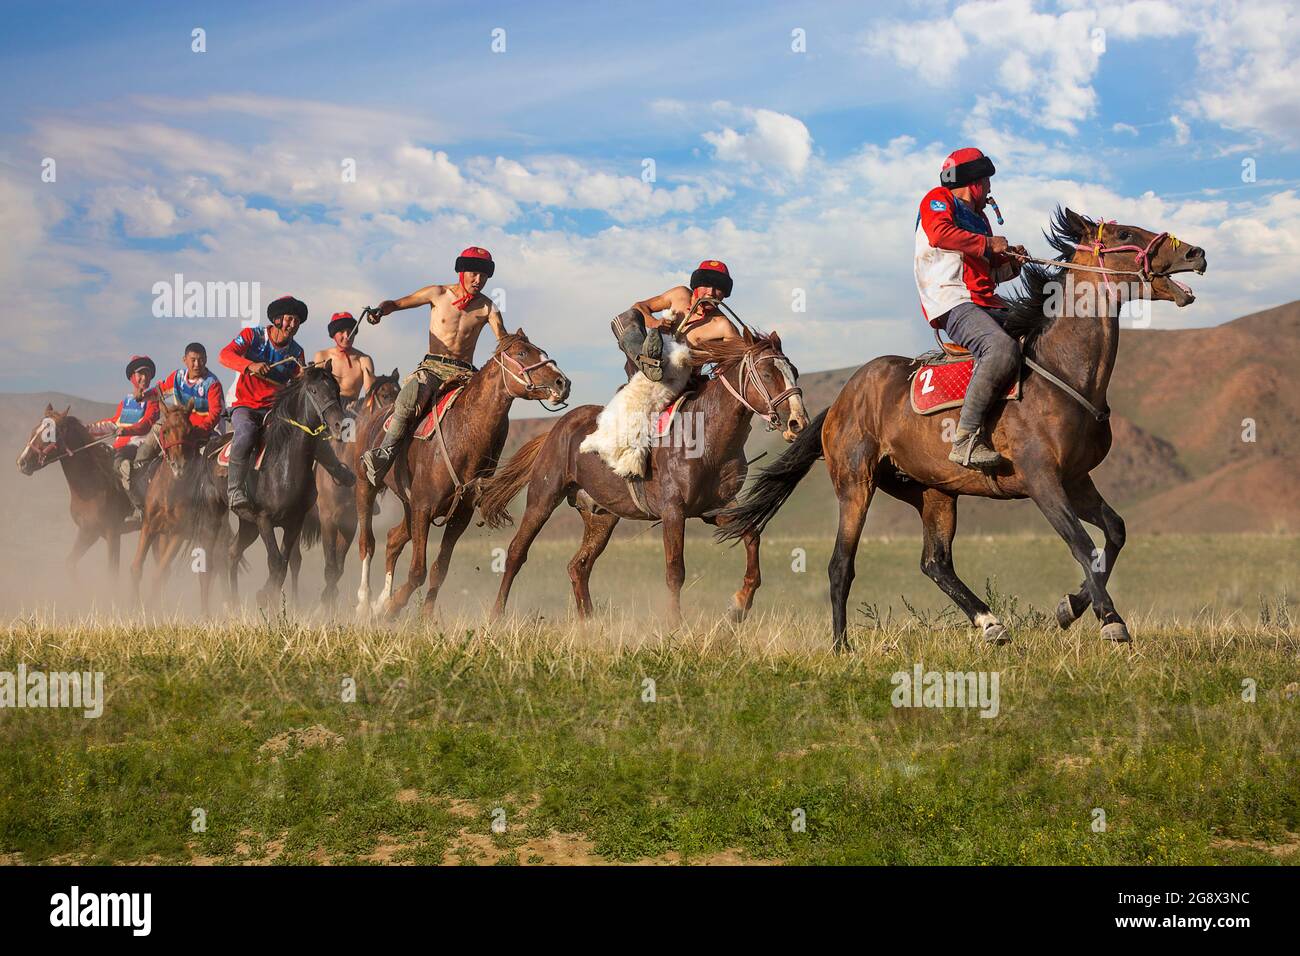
xmin=891 ymin=664 xmax=1000 ymax=718
xmin=0 ymin=665 xmax=104 ymax=718
xmin=152 ymin=273 xmax=261 ymax=326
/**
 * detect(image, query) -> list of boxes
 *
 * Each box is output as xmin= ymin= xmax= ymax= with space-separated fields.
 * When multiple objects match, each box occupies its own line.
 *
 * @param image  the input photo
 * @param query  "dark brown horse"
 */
xmin=310 ymin=368 xmax=401 ymax=608
xmin=129 ymin=401 xmax=229 ymax=612
xmin=719 ymin=208 xmax=1207 ymax=649
xmin=479 ymin=328 xmax=809 ymax=625
xmin=354 ymin=330 xmax=570 ymax=619
xmin=223 ymin=364 xmax=349 ymax=606
xmin=16 ymin=405 xmax=134 ymax=579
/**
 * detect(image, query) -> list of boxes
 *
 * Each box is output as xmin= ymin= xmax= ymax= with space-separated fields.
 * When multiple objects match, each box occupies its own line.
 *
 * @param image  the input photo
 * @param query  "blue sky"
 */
xmin=2 ymin=0 xmax=1298 ymax=406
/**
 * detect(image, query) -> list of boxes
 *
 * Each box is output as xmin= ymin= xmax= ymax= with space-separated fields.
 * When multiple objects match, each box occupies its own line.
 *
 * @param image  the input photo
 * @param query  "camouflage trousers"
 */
xmin=383 ymin=354 xmax=477 ymax=443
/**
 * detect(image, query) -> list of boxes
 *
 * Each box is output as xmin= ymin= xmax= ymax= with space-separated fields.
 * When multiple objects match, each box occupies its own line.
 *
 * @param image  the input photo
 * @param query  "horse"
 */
xmin=478 ymin=327 xmax=809 ymax=625
xmin=16 ymin=405 xmax=135 ymax=580
xmin=129 ymin=401 xmax=229 ymax=612
xmin=718 ymin=208 xmax=1207 ymax=650
xmin=223 ymin=363 xmax=349 ymax=606
xmin=310 ymin=368 xmax=401 ymax=608
xmin=354 ymin=330 xmax=570 ymax=620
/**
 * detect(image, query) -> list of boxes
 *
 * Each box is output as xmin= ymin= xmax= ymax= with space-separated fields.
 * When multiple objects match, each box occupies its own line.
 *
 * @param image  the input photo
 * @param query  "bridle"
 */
xmin=714 ymin=342 xmax=803 ymax=431
xmin=18 ymin=418 xmax=114 ymax=471
xmin=1010 ymin=219 xmax=1184 ymax=298
xmin=282 ymin=370 xmax=344 ymax=438
xmin=494 ymin=345 xmax=568 ymax=412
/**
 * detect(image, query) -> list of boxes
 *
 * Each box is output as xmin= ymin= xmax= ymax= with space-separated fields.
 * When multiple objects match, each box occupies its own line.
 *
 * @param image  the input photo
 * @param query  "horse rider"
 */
xmin=126 ymin=342 xmax=226 ymax=510
xmin=612 ymin=258 xmax=742 ymax=381
xmin=914 ymin=147 xmax=1028 ymax=470
xmin=89 ymin=355 xmax=161 ymax=523
xmin=219 ymin=295 xmax=353 ymax=519
xmin=359 ymin=245 xmax=507 ymax=487
xmin=313 ymin=312 xmax=376 ymax=405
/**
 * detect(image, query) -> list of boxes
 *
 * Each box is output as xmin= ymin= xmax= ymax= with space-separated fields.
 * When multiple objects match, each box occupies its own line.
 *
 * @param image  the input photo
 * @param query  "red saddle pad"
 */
xmin=381 ymin=386 xmax=464 ymax=441
xmin=910 ymin=358 xmax=1020 ymax=415
xmin=653 ymin=392 xmax=692 ymax=437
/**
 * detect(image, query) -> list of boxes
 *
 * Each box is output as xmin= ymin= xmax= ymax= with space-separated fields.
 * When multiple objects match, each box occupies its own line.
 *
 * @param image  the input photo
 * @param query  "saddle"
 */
xmin=909 ymin=335 xmax=1021 ymax=416
xmin=213 ymin=433 xmax=268 ymax=470
xmin=381 ymin=385 xmax=464 ymax=441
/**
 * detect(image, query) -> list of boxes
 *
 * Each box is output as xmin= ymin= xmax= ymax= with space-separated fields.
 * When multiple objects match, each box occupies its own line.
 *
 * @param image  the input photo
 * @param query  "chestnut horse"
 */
xmin=479 ymin=328 xmax=809 ymax=625
xmin=223 ymin=364 xmax=349 ymax=606
xmin=17 ymin=405 xmax=134 ymax=578
xmin=130 ymin=401 xmax=229 ymax=612
xmin=354 ymin=330 xmax=570 ymax=620
xmin=720 ymin=209 xmax=1207 ymax=649
xmin=310 ymin=368 xmax=401 ymax=607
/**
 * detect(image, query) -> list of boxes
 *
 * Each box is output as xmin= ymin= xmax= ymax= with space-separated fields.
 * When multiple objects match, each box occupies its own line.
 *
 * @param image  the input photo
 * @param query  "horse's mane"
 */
xmin=1000 ymin=206 xmax=1096 ymax=339
xmin=689 ymin=330 xmax=779 ymax=373
xmin=493 ymin=330 xmax=530 ymax=354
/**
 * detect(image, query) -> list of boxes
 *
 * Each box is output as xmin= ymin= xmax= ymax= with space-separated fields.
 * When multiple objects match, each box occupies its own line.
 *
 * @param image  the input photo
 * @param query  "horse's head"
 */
xmin=493 ymin=330 xmax=571 ymax=408
xmin=159 ymin=401 xmax=198 ymax=477
xmin=1060 ymin=207 xmax=1207 ymax=307
xmin=365 ymin=367 xmax=402 ymax=411
xmin=17 ymin=403 xmax=71 ymax=476
xmin=699 ymin=328 xmax=810 ymax=442
xmin=300 ymin=362 xmax=348 ymax=440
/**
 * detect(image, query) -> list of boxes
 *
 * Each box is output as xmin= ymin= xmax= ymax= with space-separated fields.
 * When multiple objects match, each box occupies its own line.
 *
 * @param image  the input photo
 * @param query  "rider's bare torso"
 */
xmin=640 ymin=285 xmax=740 ymax=349
xmin=376 ymin=279 xmax=506 ymax=362
xmin=313 ymin=345 xmax=374 ymax=402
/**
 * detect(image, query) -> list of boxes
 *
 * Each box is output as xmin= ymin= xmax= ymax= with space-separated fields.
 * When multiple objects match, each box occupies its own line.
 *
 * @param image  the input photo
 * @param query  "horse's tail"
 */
xmin=478 ymin=432 xmax=550 ymax=529
xmin=300 ymin=504 xmax=321 ymax=551
xmin=714 ymin=408 xmax=828 ymax=542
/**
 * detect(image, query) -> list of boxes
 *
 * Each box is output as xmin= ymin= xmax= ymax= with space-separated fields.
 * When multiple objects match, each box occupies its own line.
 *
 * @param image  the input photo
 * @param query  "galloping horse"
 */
xmin=720 ymin=209 xmax=1207 ymax=649
xmin=17 ymin=405 xmax=134 ymax=578
xmin=130 ymin=401 xmax=228 ymax=612
xmin=354 ymin=330 xmax=570 ymax=620
xmin=479 ymin=328 xmax=809 ymax=625
xmin=311 ymin=368 xmax=401 ymax=607
xmin=223 ymin=364 xmax=349 ymax=606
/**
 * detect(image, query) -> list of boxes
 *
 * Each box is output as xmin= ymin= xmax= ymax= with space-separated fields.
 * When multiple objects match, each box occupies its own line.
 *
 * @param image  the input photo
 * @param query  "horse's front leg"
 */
xmin=421 ymin=501 xmax=474 ymax=618
xmin=661 ymin=505 xmax=687 ymax=627
xmin=1055 ymin=476 xmax=1127 ymax=630
xmin=708 ymin=510 xmax=762 ymax=624
xmin=255 ymin=518 xmax=286 ymax=608
xmin=386 ymin=508 xmax=430 ymax=619
xmin=1027 ymin=472 xmax=1130 ymax=643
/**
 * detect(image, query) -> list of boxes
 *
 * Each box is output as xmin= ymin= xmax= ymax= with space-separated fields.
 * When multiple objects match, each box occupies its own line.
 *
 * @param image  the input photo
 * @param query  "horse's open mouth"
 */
xmin=1155 ymin=260 xmax=1205 ymax=307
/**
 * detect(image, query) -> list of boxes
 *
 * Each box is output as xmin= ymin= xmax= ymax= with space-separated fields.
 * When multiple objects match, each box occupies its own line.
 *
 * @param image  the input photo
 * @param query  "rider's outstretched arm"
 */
xmin=378 ymin=285 xmax=442 ymax=316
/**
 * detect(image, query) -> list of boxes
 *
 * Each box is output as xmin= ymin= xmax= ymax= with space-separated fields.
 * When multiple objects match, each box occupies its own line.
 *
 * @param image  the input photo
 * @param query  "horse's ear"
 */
xmin=321 ymin=358 xmax=332 ymax=374
xmin=62 ymin=405 xmax=71 ymax=417
xmin=390 ymin=367 xmax=399 ymax=380
xmin=742 ymin=326 xmax=754 ymax=344
xmin=1063 ymin=207 xmax=1090 ymax=237
xmin=44 ymin=403 xmax=54 ymax=415
xmin=769 ymin=329 xmax=782 ymax=350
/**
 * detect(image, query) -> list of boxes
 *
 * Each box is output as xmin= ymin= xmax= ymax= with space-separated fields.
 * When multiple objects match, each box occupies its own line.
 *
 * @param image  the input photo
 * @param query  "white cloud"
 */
xmin=703 ymin=108 xmax=813 ymax=178
xmin=1170 ymin=114 xmax=1191 ymax=145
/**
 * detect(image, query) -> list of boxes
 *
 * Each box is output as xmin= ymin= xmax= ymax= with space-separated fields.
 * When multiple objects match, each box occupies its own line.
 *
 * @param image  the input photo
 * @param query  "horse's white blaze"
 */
xmin=775 ymin=358 xmax=806 ymax=421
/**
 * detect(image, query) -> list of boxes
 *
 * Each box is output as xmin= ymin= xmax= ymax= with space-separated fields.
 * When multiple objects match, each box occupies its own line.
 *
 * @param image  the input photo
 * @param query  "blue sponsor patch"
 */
xmin=930 ymin=199 xmax=948 ymax=212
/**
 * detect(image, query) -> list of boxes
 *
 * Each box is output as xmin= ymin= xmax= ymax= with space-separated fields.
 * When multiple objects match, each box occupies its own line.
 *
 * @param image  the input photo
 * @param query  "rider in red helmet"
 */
xmin=360 ymin=246 xmax=508 ymax=487
xmin=612 ymin=259 xmax=741 ymax=381
xmin=915 ymin=147 xmax=1028 ymax=470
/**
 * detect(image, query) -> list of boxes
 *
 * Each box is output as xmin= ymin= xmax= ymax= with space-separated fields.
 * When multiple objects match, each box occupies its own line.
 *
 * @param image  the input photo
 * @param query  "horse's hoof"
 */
xmin=1056 ymin=595 xmax=1078 ymax=630
xmin=983 ymin=622 xmax=1010 ymax=645
xmin=1101 ymin=621 xmax=1131 ymax=643
xmin=727 ymin=602 xmax=747 ymax=624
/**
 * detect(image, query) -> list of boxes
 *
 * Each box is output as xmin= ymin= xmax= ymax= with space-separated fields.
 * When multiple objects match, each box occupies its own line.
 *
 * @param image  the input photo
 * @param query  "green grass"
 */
xmin=1 ymin=575 xmax=1297 ymax=864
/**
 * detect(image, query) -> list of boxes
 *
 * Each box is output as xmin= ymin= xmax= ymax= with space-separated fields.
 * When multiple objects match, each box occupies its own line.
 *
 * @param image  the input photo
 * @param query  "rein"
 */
xmin=19 ymin=426 xmax=115 ymax=470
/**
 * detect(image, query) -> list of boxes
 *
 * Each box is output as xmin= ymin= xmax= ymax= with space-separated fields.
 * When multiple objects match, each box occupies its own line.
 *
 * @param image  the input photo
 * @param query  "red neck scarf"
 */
xmin=453 ymin=276 xmax=476 ymax=310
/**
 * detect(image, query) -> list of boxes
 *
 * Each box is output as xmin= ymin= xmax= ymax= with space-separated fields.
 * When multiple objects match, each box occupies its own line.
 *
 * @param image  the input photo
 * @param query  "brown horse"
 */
xmin=129 ymin=401 xmax=229 ymax=612
xmin=310 ymin=368 xmax=401 ymax=608
xmin=16 ymin=405 xmax=134 ymax=579
xmin=719 ymin=208 xmax=1207 ymax=649
xmin=354 ymin=330 xmax=570 ymax=619
xmin=479 ymin=328 xmax=809 ymax=625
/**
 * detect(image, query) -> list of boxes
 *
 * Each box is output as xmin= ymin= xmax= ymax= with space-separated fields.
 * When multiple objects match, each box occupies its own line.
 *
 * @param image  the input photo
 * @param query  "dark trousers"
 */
xmin=940 ymin=302 xmax=1021 ymax=435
